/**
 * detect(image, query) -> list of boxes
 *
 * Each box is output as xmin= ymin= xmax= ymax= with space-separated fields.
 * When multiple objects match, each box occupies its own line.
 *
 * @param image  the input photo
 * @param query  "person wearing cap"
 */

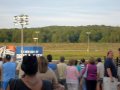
xmin=2 ymin=54 xmax=16 ymax=90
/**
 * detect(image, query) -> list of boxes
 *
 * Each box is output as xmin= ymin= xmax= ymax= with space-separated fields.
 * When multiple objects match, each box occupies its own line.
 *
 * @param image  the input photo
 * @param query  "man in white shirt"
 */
xmin=96 ymin=58 xmax=104 ymax=90
xmin=57 ymin=56 xmax=67 ymax=89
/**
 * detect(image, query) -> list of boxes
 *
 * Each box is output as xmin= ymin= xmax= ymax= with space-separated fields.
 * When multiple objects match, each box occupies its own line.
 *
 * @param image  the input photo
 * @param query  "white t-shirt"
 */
xmin=97 ymin=62 xmax=104 ymax=78
xmin=57 ymin=62 xmax=67 ymax=79
xmin=16 ymin=62 xmax=24 ymax=78
xmin=0 ymin=61 xmax=3 ymax=68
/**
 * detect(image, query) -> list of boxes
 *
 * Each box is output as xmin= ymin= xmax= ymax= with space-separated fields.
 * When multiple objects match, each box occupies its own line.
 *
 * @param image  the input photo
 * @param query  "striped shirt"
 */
xmin=80 ymin=64 xmax=85 ymax=70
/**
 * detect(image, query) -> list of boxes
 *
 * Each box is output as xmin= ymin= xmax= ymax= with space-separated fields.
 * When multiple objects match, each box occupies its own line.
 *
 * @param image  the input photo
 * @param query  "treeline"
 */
xmin=0 ymin=25 xmax=120 ymax=43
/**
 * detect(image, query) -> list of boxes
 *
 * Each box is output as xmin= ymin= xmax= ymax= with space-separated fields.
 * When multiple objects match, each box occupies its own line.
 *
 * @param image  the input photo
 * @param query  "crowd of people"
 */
xmin=0 ymin=48 xmax=120 ymax=90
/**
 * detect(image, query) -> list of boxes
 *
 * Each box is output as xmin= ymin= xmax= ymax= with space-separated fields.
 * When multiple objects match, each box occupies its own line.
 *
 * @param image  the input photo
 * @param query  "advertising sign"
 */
xmin=16 ymin=46 xmax=43 ymax=60
xmin=0 ymin=46 xmax=43 ymax=60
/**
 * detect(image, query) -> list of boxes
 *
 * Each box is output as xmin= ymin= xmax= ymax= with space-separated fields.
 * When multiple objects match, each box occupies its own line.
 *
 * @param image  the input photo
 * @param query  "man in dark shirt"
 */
xmin=104 ymin=50 xmax=117 ymax=80
xmin=104 ymin=50 xmax=118 ymax=90
xmin=104 ymin=57 xmax=117 ymax=78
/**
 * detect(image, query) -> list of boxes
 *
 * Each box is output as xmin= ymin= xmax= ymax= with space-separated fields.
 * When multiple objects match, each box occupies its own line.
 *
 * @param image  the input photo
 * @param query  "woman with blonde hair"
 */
xmin=38 ymin=56 xmax=64 ymax=90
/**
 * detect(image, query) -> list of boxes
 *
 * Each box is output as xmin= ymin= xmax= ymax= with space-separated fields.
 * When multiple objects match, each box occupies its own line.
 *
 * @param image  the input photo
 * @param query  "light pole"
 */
xmin=35 ymin=31 xmax=39 ymax=47
xmin=33 ymin=37 xmax=38 ymax=55
xmin=14 ymin=14 xmax=28 ymax=60
xmin=86 ymin=32 xmax=91 ymax=52
xmin=33 ymin=38 xmax=38 ymax=46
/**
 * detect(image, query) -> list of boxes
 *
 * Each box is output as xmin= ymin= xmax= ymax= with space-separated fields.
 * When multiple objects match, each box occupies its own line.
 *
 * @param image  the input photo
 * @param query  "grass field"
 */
xmin=2 ymin=43 xmax=120 ymax=60
xmin=40 ymin=43 xmax=120 ymax=60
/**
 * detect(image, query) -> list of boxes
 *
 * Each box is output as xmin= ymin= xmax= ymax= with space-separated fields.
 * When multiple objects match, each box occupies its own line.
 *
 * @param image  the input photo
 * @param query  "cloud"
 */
xmin=0 ymin=0 xmax=120 ymax=28
xmin=29 ymin=10 xmax=120 ymax=27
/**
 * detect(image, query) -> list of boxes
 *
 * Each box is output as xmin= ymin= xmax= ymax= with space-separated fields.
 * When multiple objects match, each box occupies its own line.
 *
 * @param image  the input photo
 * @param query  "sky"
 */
xmin=0 ymin=0 xmax=120 ymax=28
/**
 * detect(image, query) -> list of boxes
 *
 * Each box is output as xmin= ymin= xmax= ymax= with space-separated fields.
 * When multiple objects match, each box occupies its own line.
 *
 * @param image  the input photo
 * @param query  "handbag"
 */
xmin=83 ymin=65 xmax=88 ymax=78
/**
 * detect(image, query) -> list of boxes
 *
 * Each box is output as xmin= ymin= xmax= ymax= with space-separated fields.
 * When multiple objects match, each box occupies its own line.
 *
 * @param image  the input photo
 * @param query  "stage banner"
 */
xmin=16 ymin=46 xmax=43 ymax=60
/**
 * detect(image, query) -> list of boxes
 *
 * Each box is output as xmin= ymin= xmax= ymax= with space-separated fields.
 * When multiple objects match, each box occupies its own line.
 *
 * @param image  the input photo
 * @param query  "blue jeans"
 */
xmin=0 ymin=81 xmax=2 ymax=89
xmin=2 ymin=81 xmax=9 ymax=90
xmin=82 ymin=79 xmax=87 ymax=90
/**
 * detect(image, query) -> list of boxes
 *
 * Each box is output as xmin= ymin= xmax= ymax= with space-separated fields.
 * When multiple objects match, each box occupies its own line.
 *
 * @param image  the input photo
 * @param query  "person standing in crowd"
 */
xmin=79 ymin=58 xmax=86 ymax=90
xmin=74 ymin=59 xmax=81 ymax=89
xmin=75 ymin=60 xmax=81 ymax=73
xmin=47 ymin=54 xmax=58 ymax=78
xmin=80 ymin=58 xmax=86 ymax=71
xmin=96 ymin=58 xmax=104 ymax=90
xmin=7 ymin=55 xmax=52 ymax=90
xmin=116 ymin=48 xmax=120 ymax=81
xmin=47 ymin=54 xmax=57 ymax=71
xmin=38 ymin=56 xmax=64 ymax=90
xmin=0 ymin=57 xmax=3 ymax=90
xmin=83 ymin=57 xmax=97 ymax=90
xmin=57 ymin=56 xmax=67 ymax=88
xmin=16 ymin=61 xmax=24 ymax=78
xmin=2 ymin=54 xmax=16 ymax=90
xmin=0 ymin=57 xmax=3 ymax=68
xmin=66 ymin=59 xmax=79 ymax=90
xmin=104 ymin=50 xmax=118 ymax=90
